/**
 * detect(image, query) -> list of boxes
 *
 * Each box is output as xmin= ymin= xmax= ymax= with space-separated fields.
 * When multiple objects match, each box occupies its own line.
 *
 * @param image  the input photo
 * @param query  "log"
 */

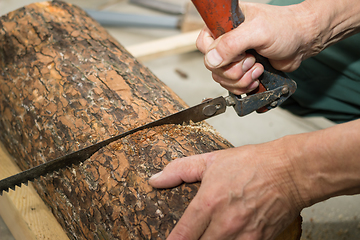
xmin=0 ymin=1 xmax=302 ymax=239
xmin=0 ymin=142 xmax=69 ymax=240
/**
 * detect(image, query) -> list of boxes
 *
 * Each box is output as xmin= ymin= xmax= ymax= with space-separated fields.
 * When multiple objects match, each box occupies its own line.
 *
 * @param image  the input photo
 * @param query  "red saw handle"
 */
xmin=192 ymin=0 xmax=244 ymax=38
xmin=192 ymin=0 xmax=269 ymax=112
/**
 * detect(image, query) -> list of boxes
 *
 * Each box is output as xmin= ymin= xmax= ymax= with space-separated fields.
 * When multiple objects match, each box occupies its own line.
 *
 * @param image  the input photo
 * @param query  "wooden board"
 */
xmin=0 ymin=143 xmax=69 ymax=240
xmin=0 ymin=7 xmax=201 ymax=240
xmin=126 ymin=30 xmax=199 ymax=62
xmin=0 ymin=2 xmax=231 ymax=239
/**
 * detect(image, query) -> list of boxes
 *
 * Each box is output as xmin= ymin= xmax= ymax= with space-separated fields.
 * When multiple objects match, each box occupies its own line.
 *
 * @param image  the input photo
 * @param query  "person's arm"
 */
xmin=149 ymin=119 xmax=360 ymax=240
xmin=286 ymin=118 xmax=360 ymax=204
xmin=149 ymin=1 xmax=360 ymax=239
xmin=197 ymin=0 xmax=360 ymax=95
xmin=304 ymin=0 xmax=360 ymax=52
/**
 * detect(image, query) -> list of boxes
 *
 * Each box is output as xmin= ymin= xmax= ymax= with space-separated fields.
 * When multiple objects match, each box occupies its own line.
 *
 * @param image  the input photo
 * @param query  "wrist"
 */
xmin=298 ymin=0 xmax=360 ymax=55
xmin=284 ymin=121 xmax=360 ymax=209
xmin=279 ymin=134 xmax=318 ymax=209
xmin=289 ymin=1 xmax=326 ymax=59
xmin=257 ymin=136 xmax=310 ymax=213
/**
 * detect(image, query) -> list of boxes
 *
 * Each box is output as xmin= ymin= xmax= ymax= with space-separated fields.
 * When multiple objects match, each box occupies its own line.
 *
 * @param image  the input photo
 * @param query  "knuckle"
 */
xmin=237 ymin=78 xmax=253 ymax=89
xmin=219 ymin=83 xmax=233 ymax=93
xmin=171 ymin=228 xmax=190 ymax=240
xmin=199 ymin=191 xmax=227 ymax=214
xmin=221 ymin=213 xmax=250 ymax=235
xmin=219 ymin=34 xmax=238 ymax=55
xmin=223 ymin=66 xmax=243 ymax=80
xmin=212 ymin=72 xmax=224 ymax=84
xmin=230 ymin=88 xmax=246 ymax=95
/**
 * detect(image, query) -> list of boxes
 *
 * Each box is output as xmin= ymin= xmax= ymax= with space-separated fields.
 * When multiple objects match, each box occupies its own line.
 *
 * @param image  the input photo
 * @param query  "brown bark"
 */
xmin=0 ymin=1 xmax=302 ymax=240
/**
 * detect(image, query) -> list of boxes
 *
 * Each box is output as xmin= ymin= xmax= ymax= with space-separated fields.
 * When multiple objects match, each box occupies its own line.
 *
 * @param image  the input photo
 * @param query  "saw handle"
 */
xmin=191 ymin=0 xmax=291 ymax=113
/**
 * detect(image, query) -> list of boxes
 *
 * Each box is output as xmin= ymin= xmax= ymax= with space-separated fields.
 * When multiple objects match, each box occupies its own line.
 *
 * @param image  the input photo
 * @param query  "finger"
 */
xmin=204 ymin=3 xmax=271 ymax=69
xmin=224 ymin=81 xmax=260 ymax=96
xmin=209 ymin=54 xmax=254 ymax=82
xmin=196 ymin=26 xmax=215 ymax=54
xmin=199 ymin=214 xmax=235 ymax=240
xmin=214 ymin=72 xmax=259 ymax=93
xmin=269 ymin=58 xmax=301 ymax=72
xmin=149 ymin=153 xmax=212 ymax=189
xmin=198 ymin=203 xmax=261 ymax=240
xmin=208 ymin=54 xmax=249 ymax=77
xmin=212 ymin=59 xmax=262 ymax=85
xmin=204 ymin=26 xmax=259 ymax=69
xmin=199 ymin=217 xmax=258 ymax=240
xmin=167 ymin=194 xmax=211 ymax=240
xmin=212 ymin=64 xmax=264 ymax=95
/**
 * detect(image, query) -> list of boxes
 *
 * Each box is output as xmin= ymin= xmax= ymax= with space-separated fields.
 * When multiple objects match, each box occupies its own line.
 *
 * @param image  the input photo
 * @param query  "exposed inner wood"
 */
xmin=0 ymin=142 xmax=69 ymax=240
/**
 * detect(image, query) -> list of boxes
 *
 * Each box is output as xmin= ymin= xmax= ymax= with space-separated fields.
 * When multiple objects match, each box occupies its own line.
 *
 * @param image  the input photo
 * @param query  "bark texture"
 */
xmin=0 ymin=1 xmax=302 ymax=239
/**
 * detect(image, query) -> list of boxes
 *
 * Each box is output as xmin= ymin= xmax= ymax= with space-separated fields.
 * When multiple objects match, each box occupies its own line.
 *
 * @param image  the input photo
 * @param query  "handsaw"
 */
xmin=0 ymin=0 xmax=296 ymax=195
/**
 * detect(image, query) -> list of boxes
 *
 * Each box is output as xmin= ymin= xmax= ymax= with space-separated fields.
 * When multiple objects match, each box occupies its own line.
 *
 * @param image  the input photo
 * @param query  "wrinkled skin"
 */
xmin=195 ymin=2 xmax=316 ymax=95
xmin=150 ymin=1 xmax=360 ymax=239
xmin=150 ymin=141 xmax=302 ymax=240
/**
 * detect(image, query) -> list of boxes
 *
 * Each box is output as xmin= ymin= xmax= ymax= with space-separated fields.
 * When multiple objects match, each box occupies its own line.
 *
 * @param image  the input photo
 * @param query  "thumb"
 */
xmin=204 ymin=33 xmax=246 ymax=69
xmin=204 ymin=3 xmax=262 ymax=69
xmin=149 ymin=153 xmax=210 ymax=189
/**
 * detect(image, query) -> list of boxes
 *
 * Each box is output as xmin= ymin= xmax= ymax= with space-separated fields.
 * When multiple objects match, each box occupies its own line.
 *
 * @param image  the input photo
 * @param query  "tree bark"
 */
xmin=0 ymin=1 xmax=302 ymax=239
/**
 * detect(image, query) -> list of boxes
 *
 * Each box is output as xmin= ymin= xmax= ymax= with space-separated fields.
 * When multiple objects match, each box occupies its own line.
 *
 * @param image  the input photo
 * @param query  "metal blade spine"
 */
xmin=0 ymin=97 xmax=227 ymax=195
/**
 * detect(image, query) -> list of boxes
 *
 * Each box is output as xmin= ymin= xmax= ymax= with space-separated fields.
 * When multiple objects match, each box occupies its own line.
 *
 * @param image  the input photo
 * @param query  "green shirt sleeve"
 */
xmin=267 ymin=0 xmax=360 ymax=123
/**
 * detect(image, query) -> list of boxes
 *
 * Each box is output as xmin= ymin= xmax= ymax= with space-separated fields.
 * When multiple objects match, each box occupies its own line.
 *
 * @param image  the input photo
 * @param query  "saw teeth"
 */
xmin=0 ymin=189 xmax=9 ymax=196
xmin=0 ymin=180 xmax=32 ymax=195
xmin=0 ymin=142 xmax=98 ymax=195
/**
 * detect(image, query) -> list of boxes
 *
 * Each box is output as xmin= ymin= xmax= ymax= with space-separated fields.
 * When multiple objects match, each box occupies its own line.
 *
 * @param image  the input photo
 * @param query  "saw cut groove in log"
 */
xmin=0 ymin=1 xmax=302 ymax=240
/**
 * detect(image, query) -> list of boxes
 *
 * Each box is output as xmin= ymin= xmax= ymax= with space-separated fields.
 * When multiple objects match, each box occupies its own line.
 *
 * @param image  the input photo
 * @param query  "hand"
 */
xmin=149 ymin=141 xmax=305 ymax=240
xmin=197 ymin=27 xmax=263 ymax=95
xmin=196 ymin=2 xmax=316 ymax=95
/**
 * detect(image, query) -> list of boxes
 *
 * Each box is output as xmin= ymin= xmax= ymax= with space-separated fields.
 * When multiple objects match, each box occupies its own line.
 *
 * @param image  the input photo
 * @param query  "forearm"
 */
xmin=299 ymin=0 xmax=360 ymax=54
xmin=284 ymin=119 xmax=360 ymax=208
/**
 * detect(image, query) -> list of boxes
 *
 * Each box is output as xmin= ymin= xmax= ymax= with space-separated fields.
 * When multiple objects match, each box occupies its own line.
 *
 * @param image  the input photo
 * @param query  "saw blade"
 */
xmin=0 ymin=97 xmax=227 ymax=195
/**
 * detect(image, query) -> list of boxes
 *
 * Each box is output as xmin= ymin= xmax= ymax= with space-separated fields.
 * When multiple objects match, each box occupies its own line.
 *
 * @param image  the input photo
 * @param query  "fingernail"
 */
xmin=206 ymin=49 xmax=223 ymax=68
xmin=252 ymin=67 xmax=263 ymax=80
xmin=150 ymin=171 xmax=163 ymax=180
xmin=242 ymin=57 xmax=256 ymax=72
